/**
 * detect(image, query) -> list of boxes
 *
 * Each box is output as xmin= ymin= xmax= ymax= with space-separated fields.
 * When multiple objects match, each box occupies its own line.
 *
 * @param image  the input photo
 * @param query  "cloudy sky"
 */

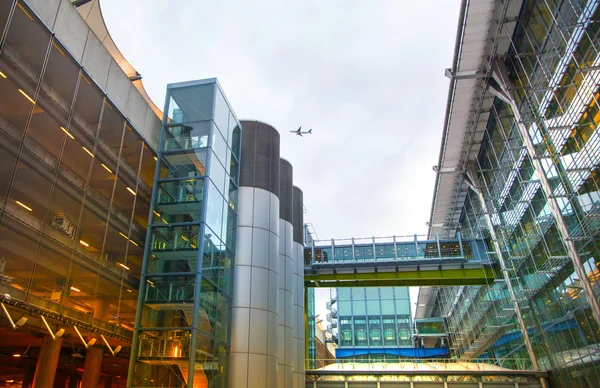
xmin=101 ymin=0 xmax=461 ymax=316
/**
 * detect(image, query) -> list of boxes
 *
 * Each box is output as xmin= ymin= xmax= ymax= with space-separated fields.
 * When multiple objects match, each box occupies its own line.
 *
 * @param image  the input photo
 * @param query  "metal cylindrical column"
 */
xmin=230 ymin=120 xmax=280 ymax=388
xmin=292 ymin=186 xmax=305 ymax=388
xmin=32 ymin=335 xmax=62 ymax=388
xmin=278 ymin=159 xmax=294 ymax=388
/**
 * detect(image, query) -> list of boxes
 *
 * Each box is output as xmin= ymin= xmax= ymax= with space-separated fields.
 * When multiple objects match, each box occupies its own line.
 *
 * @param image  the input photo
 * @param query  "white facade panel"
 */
xmin=53 ymin=0 xmax=88 ymax=62
xmin=81 ymin=30 xmax=111 ymax=89
xmin=25 ymin=0 xmax=60 ymax=28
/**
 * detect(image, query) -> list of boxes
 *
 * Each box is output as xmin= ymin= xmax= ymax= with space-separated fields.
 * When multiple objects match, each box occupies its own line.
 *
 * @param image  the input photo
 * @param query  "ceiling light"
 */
xmin=119 ymin=263 xmax=130 ymax=270
xmin=126 ymin=187 xmax=137 ymax=196
xmin=60 ymin=126 xmax=74 ymax=139
xmin=18 ymin=89 xmax=35 ymax=104
xmin=79 ymin=240 xmax=89 ymax=247
xmin=0 ymin=71 xmax=7 ymax=79
xmin=153 ymin=156 xmax=158 ymax=161
xmin=101 ymin=163 xmax=113 ymax=173
xmin=153 ymin=210 xmax=161 ymax=217
xmin=15 ymin=200 xmax=32 ymax=211
xmin=71 ymin=287 xmax=80 ymax=292
xmin=126 ymin=289 xmax=132 ymax=293
xmin=12 ymin=354 xmax=21 ymax=358
xmin=82 ymin=146 xmax=94 ymax=157
xmin=129 ymin=240 xmax=139 ymax=247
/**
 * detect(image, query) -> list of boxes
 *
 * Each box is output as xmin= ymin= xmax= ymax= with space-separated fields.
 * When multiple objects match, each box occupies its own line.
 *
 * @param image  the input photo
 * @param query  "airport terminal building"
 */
xmin=1 ymin=0 xmax=600 ymax=388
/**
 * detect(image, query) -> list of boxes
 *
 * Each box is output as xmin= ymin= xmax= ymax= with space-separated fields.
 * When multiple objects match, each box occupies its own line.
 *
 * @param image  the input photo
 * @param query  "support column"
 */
xmin=230 ymin=120 xmax=280 ymax=388
xmin=32 ymin=335 xmax=62 ymax=388
xmin=81 ymin=346 xmax=104 ymax=388
xmin=292 ymin=186 xmax=305 ymax=388
xmin=278 ymin=159 xmax=294 ymax=388
xmin=82 ymin=296 xmax=110 ymax=388
xmin=491 ymin=60 xmax=600 ymax=330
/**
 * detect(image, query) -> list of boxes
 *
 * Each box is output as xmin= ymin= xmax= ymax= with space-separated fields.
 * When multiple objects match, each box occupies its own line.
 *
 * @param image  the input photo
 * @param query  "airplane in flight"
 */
xmin=290 ymin=126 xmax=312 ymax=136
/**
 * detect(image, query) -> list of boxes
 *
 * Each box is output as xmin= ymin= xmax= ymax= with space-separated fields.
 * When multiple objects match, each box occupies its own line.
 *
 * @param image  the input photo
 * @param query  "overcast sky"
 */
xmin=101 ymin=0 xmax=461 ymax=318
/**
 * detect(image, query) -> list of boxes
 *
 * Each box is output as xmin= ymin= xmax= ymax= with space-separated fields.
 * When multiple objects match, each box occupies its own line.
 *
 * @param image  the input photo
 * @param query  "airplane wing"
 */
xmin=298 ymin=132 xmax=303 ymax=137
xmin=296 ymin=126 xmax=302 ymax=134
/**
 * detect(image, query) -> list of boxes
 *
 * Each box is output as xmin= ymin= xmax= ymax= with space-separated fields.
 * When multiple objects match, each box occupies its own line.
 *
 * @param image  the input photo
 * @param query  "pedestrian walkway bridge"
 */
xmin=304 ymin=235 xmax=497 ymax=287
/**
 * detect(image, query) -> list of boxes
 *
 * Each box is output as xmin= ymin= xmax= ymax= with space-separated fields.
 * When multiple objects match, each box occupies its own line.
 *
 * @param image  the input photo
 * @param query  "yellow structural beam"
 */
xmin=305 ymin=267 xmax=496 ymax=287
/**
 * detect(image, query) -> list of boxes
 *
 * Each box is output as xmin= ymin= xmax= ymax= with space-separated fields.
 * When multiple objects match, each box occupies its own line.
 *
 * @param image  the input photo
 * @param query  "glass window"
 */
xmin=352 ymin=288 xmax=365 ymax=300
xmin=160 ymin=148 xmax=208 ymax=179
xmin=366 ymin=287 xmax=379 ymax=300
xmin=213 ymin=88 xmax=230 ymax=136
xmin=57 ymin=122 xmax=95 ymax=184
xmin=87 ymin=148 xmax=118 ymax=202
xmin=231 ymin=123 xmax=241 ymax=160
xmin=8 ymin=157 xmax=53 ymax=223
xmin=167 ymin=84 xmax=214 ymax=124
xmin=337 ymin=288 xmax=351 ymax=301
xmin=381 ymin=299 xmax=395 ymax=315
xmin=0 ymin=0 xmax=13 ymax=35
xmin=205 ymin=182 xmax=225 ymax=242
xmin=0 ymin=221 xmax=36 ymax=296
xmin=353 ymin=300 xmax=366 ymax=315
xmin=0 ymin=131 xmax=19 ymax=207
xmin=395 ymin=299 xmax=410 ymax=315
xmin=72 ymin=73 xmax=104 ymax=135
xmin=154 ymin=178 xmax=204 ymax=224
xmin=40 ymin=39 xmax=79 ymax=114
xmin=138 ymin=145 xmax=157 ymax=188
xmin=0 ymin=55 xmax=36 ymax=136
xmin=367 ymin=300 xmax=381 ymax=315
xmin=25 ymin=101 xmax=68 ymax=162
xmin=98 ymin=101 xmax=125 ymax=155
xmin=120 ymin=124 xmax=143 ymax=177
xmin=211 ymin=126 xmax=228 ymax=168
xmin=3 ymin=2 xmax=51 ymax=82
xmin=209 ymin=152 xmax=227 ymax=195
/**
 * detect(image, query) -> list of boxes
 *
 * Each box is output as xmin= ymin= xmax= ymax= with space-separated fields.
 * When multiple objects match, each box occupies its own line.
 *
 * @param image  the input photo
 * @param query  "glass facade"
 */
xmin=436 ymin=0 xmax=600 ymax=386
xmin=128 ymin=80 xmax=241 ymax=388
xmin=0 ymin=0 xmax=157 ymax=385
xmin=333 ymin=287 xmax=412 ymax=361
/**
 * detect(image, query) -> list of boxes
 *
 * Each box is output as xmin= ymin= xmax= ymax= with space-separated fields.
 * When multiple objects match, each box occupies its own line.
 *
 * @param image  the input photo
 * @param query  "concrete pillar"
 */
xmin=230 ymin=120 xmax=280 ymax=388
xmin=82 ymin=297 xmax=110 ymax=387
xmin=278 ymin=159 xmax=294 ymax=388
xmin=81 ymin=346 xmax=104 ymax=388
xmin=21 ymin=362 xmax=35 ymax=388
xmin=292 ymin=186 xmax=305 ymax=388
xmin=32 ymin=335 xmax=62 ymax=388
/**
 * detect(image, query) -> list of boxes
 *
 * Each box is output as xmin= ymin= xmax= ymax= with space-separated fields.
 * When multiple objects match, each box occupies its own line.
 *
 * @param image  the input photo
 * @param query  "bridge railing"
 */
xmin=304 ymin=234 xmax=491 ymax=267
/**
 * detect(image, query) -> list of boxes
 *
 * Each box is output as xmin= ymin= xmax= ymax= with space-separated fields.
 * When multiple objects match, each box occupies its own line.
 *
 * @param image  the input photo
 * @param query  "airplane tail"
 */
xmin=308 ymin=129 xmax=312 ymax=134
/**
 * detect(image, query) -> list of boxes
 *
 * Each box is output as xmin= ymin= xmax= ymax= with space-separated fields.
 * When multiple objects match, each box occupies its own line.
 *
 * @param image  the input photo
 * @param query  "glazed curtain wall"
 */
xmin=128 ymin=80 xmax=241 ymax=388
xmin=0 ymin=0 xmax=155 ymax=338
xmin=445 ymin=0 xmax=600 ymax=386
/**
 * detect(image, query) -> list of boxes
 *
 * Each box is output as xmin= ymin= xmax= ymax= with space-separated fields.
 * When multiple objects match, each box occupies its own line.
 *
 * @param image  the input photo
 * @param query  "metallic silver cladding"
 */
xmin=292 ymin=241 xmax=305 ymax=388
xmin=230 ymin=187 xmax=280 ymax=388
xmin=278 ymin=158 xmax=294 ymax=387
xmin=278 ymin=219 xmax=294 ymax=388
xmin=292 ymin=186 xmax=304 ymax=244
xmin=239 ymin=120 xmax=280 ymax=197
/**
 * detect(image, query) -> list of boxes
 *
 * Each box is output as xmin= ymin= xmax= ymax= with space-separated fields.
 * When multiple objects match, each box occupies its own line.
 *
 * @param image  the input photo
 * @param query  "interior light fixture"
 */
xmin=118 ymin=263 xmax=130 ymax=270
xmin=153 ymin=156 xmax=158 ymax=161
xmin=126 ymin=187 xmax=137 ymax=196
xmin=52 ymin=41 xmax=65 ymax=56
xmin=79 ymin=240 xmax=89 ymax=247
xmin=153 ymin=210 xmax=161 ymax=217
xmin=82 ymin=146 xmax=94 ymax=157
xmin=129 ymin=240 xmax=139 ymax=247
xmin=18 ymin=89 xmax=35 ymax=104
xmin=70 ymin=287 xmax=81 ymax=292
xmin=0 ymin=71 xmax=7 ymax=79
xmin=60 ymin=126 xmax=75 ymax=139
xmin=15 ymin=200 xmax=33 ymax=211
xmin=126 ymin=289 xmax=132 ymax=293
xmin=12 ymin=354 xmax=21 ymax=358
xmin=101 ymin=163 xmax=113 ymax=173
